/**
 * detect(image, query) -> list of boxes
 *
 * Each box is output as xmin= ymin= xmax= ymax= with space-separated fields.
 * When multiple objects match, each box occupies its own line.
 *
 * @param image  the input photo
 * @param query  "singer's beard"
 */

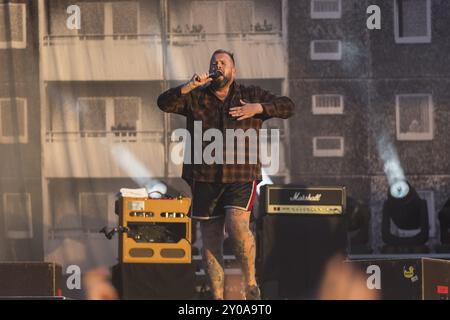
xmin=210 ymin=74 xmax=230 ymax=89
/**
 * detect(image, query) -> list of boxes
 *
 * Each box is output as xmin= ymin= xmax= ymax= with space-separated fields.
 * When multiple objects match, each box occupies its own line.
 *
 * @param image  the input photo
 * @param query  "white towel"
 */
xmin=119 ymin=188 xmax=148 ymax=198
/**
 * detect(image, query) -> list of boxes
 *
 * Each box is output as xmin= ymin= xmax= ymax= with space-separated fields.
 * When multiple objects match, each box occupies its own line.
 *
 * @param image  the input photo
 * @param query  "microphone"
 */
xmin=195 ymin=71 xmax=219 ymax=82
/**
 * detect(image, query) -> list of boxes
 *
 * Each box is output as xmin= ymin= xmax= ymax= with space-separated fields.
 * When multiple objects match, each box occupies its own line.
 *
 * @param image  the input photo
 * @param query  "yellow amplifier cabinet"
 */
xmin=118 ymin=196 xmax=192 ymax=264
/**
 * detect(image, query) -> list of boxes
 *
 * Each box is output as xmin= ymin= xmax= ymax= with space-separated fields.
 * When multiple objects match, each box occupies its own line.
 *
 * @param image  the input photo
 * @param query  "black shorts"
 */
xmin=190 ymin=181 xmax=257 ymax=220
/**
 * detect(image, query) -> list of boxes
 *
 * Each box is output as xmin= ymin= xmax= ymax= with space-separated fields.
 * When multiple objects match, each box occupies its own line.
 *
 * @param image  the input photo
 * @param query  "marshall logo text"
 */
xmin=289 ymin=192 xmax=322 ymax=202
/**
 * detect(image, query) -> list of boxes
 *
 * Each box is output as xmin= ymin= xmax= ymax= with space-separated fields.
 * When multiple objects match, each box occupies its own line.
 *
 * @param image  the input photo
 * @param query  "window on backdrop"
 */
xmin=396 ymin=94 xmax=433 ymax=140
xmin=3 ymin=193 xmax=33 ymax=239
xmin=313 ymin=136 xmax=344 ymax=157
xmin=312 ymin=94 xmax=344 ymax=115
xmin=0 ymin=98 xmax=28 ymax=143
xmin=79 ymin=193 xmax=110 ymax=232
xmin=77 ymin=97 xmax=141 ymax=139
xmin=394 ymin=0 xmax=431 ymax=43
xmin=0 ymin=3 xmax=26 ymax=48
xmin=78 ymin=2 xmax=139 ymax=39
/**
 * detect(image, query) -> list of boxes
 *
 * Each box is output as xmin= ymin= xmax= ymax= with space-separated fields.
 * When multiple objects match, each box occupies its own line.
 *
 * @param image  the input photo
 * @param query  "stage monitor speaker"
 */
xmin=111 ymin=262 xmax=196 ymax=300
xmin=256 ymin=185 xmax=347 ymax=299
xmin=0 ymin=262 xmax=62 ymax=297
xmin=347 ymin=258 xmax=450 ymax=300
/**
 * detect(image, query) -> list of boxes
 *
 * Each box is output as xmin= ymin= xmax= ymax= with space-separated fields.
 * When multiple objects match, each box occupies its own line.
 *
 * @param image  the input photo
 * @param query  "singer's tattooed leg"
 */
xmin=200 ymin=217 xmax=225 ymax=300
xmin=225 ymin=208 xmax=256 ymax=287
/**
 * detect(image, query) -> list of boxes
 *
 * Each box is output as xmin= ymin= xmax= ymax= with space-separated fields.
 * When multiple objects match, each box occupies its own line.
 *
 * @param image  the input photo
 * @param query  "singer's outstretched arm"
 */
xmin=157 ymin=85 xmax=192 ymax=116
xmin=157 ymin=72 xmax=211 ymax=116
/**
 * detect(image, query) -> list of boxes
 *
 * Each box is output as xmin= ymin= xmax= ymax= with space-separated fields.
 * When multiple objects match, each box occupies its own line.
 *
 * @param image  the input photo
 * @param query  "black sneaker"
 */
xmin=245 ymin=285 xmax=261 ymax=300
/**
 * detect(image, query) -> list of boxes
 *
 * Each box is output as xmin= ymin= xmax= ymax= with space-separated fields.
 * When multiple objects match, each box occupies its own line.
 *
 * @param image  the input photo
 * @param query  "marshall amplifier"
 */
xmin=264 ymin=186 xmax=346 ymax=216
xmin=256 ymin=185 xmax=347 ymax=299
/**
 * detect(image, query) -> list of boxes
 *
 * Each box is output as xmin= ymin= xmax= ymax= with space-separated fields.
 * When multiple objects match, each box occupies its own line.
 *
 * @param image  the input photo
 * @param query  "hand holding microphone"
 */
xmin=181 ymin=71 xmax=218 ymax=94
xmin=194 ymin=70 xmax=219 ymax=82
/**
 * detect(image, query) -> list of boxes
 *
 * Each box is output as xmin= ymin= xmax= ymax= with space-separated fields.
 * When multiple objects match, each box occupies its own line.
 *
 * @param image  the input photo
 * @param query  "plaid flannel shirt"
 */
xmin=157 ymin=81 xmax=294 ymax=183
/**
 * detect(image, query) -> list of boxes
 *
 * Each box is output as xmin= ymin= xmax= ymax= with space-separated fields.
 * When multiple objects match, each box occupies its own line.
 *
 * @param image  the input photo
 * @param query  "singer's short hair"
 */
xmin=211 ymin=49 xmax=235 ymax=66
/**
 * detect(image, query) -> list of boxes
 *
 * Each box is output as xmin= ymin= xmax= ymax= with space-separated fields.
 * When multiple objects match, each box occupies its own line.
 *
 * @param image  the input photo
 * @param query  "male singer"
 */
xmin=157 ymin=49 xmax=294 ymax=300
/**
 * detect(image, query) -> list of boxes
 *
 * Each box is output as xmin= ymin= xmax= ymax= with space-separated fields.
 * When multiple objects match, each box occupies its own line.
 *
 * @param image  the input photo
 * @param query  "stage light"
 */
xmin=146 ymin=182 xmax=167 ymax=198
xmin=390 ymin=180 xmax=409 ymax=199
xmin=381 ymin=181 xmax=429 ymax=252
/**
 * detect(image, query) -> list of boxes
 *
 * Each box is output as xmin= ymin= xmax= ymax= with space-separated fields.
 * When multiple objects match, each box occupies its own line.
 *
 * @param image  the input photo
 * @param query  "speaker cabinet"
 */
xmin=256 ymin=185 xmax=347 ymax=299
xmin=347 ymin=258 xmax=450 ymax=300
xmin=257 ymin=215 xmax=347 ymax=299
xmin=111 ymin=263 xmax=196 ymax=300
xmin=0 ymin=262 xmax=62 ymax=297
